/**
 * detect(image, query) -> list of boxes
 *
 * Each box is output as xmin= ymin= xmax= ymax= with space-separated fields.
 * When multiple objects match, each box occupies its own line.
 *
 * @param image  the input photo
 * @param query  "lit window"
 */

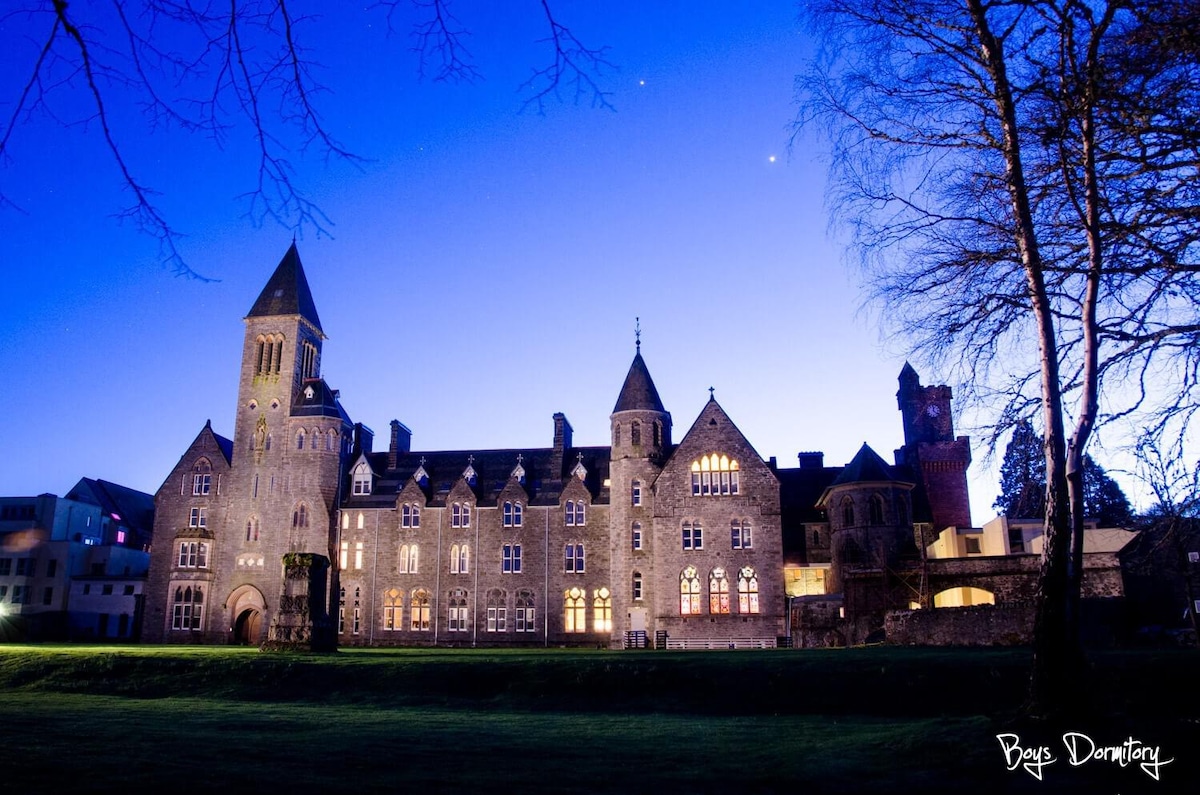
xmin=515 ymin=590 xmax=536 ymax=632
xmin=352 ymin=463 xmax=372 ymax=495
xmin=709 ymin=567 xmax=731 ymax=614
xmin=487 ymin=589 xmax=507 ymax=632
xmin=503 ymin=501 xmax=523 ymax=527
xmin=357 ymin=512 xmax=364 ymax=530
xmin=171 ymin=585 xmax=204 ymax=630
xmin=564 ymin=587 xmax=587 ymax=632
xmin=189 ymin=507 xmax=207 ymax=528
xmin=631 ymin=481 xmax=642 ymax=506
xmin=448 ymin=588 xmax=469 ymax=632
xmin=731 ymin=519 xmax=752 ymax=549
xmin=738 ymin=566 xmax=760 ymax=614
xmin=632 ymin=522 xmax=643 ymax=550
xmin=680 ymin=566 xmax=701 ymax=615
xmin=192 ymin=459 xmax=212 ymax=495
xmin=564 ymin=543 xmax=585 ymax=573
xmin=177 ymin=542 xmax=209 ymax=569
xmin=690 ymin=454 xmax=740 ymax=496
xmin=383 ymin=588 xmax=402 ymax=631
xmin=503 ymin=544 xmax=522 ymax=574
xmin=354 ymin=541 xmax=364 ymax=570
xmin=411 ymin=589 xmax=431 ymax=631
xmin=632 ymin=572 xmax=643 ymax=601
xmin=340 ymin=541 xmax=349 ymax=569
xmin=682 ymin=520 xmax=703 ymax=550
xmin=593 ymin=587 xmax=612 ymax=632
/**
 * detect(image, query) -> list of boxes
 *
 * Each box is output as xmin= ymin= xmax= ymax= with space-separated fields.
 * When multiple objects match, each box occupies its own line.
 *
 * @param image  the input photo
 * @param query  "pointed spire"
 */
xmin=613 ymin=348 xmax=666 ymax=413
xmin=247 ymin=242 xmax=324 ymax=334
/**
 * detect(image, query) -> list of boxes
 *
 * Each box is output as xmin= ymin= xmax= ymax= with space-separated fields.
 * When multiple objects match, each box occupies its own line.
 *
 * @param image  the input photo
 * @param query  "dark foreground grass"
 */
xmin=1 ymin=645 xmax=1196 ymax=793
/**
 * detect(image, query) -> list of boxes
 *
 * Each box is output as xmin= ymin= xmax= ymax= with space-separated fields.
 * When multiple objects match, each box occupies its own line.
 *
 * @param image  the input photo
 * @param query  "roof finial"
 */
xmin=709 ymin=386 xmax=715 ymax=400
xmin=635 ymin=317 xmax=641 ymax=351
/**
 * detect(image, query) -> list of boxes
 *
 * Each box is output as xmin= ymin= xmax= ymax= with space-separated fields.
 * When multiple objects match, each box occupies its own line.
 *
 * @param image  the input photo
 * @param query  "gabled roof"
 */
xmin=293 ymin=378 xmax=348 ymax=421
xmin=246 ymin=242 xmax=324 ymax=335
xmin=613 ymin=350 xmax=666 ymax=413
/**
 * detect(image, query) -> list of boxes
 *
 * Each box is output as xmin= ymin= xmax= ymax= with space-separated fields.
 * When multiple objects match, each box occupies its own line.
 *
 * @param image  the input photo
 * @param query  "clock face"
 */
xmin=926 ymin=404 xmax=941 ymax=418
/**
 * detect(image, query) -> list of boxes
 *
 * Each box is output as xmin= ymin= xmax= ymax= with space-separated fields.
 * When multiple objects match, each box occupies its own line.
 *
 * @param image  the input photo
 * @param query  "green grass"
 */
xmin=0 ymin=645 xmax=1196 ymax=793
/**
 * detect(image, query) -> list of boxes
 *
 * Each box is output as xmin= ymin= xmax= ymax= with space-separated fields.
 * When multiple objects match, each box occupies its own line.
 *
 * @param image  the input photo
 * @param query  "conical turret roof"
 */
xmin=831 ymin=443 xmax=900 ymax=486
xmin=247 ymin=243 xmax=324 ymax=334
xmin=612 ymin=350 xmax=666 ymax=413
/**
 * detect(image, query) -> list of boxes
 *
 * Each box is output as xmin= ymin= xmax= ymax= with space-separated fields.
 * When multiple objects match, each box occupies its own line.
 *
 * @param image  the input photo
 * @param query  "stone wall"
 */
xmin=885 ymin=603 xmax=1034 ymax=646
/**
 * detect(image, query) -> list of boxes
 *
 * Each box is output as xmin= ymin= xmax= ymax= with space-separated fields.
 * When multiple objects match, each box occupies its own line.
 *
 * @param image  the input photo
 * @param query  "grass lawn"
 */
xmin=0 ymin=645 xmax=1196 ymax=793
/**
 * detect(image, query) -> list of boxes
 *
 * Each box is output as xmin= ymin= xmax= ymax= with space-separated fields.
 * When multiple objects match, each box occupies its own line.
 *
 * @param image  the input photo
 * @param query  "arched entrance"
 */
xmin=932 ymin=586 xmax=996 ymax=608
xmin=234 ymin=608 xmax=263 ymax=645
xmin=226 ymin=584 xmax=267 ymax=645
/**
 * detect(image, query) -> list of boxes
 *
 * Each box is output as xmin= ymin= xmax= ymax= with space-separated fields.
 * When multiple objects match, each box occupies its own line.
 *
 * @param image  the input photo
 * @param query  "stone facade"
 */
xmin=142 ymin=244 xmax=997 ymax=650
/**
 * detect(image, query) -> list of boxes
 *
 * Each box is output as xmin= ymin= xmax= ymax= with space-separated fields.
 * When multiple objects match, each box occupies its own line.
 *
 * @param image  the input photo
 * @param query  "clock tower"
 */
xmin=895 ymin=363 xmax=972 ymax=531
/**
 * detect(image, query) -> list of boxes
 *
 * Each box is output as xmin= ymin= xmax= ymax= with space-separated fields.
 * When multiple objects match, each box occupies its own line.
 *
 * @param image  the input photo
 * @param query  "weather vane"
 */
xmin=635 ymin=317 xmax=641 ymax=351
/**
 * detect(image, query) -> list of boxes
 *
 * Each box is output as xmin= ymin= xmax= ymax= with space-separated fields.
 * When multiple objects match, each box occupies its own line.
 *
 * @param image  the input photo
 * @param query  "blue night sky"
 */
xmin=1 ymin=2 xmax=1012 ymax=520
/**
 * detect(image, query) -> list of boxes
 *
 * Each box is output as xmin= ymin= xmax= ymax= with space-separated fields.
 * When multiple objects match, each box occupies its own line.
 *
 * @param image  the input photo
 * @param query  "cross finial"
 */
xmin=467 ymin=454 xmax=475 ymax=465
xmin=419 ymin=456 xmax=426 ymax=466
xmin=635 ymin=317 xmax=641 ymax=351
xmin=577 ymin=452 xmax=584 ymax=463
xmin=709 ymin=386 xmax=715 ymax=399
xmin=516 ymin=453 xmax=524 ymax=465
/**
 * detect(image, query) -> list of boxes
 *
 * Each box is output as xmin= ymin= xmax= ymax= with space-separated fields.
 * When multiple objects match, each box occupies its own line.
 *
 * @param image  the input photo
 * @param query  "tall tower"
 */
xmin=895 ymin=363 xmax=972 ymax=531
xmin=608 ymin=338 xmax=672 ymax=645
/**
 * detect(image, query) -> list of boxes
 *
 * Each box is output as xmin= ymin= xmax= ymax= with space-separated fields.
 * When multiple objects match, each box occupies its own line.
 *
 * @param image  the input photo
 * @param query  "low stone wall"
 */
xmin=885 ymin=604 xmax=1034 ymax=646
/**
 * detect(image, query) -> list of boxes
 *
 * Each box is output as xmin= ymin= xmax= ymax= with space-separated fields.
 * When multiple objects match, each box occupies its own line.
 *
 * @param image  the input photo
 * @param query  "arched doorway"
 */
xmin=226 ymin=584 xmax=267 ymax=645
xmin=932 ymin=586 xmax=996 ymax=608
xmin=234 ymin=608 xmax=263 ymax=645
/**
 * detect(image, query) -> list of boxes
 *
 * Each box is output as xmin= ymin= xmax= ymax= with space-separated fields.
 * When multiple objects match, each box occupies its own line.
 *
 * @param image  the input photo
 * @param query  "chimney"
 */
xmin=551 ymin=412 xmax=573 ymax=478
xmin=388 ymin=420 xmax=412 ymax=469
xmin=798 ymin=451 xmax=825 ymax=469
xmin=353 ymin=423 xmax=374 ymax=456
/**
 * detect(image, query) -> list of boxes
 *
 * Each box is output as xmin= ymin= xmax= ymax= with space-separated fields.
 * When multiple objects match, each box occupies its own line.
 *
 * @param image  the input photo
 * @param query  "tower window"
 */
xmin=631 ymin=481 xmax=642 ymax=506
xmin=869 ymin=495 xmax=885 ymax=525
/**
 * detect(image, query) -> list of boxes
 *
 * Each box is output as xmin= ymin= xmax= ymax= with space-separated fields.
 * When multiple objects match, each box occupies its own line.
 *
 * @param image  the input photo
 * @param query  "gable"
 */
xmin=661 ymin=399 xmax=776 ymax=485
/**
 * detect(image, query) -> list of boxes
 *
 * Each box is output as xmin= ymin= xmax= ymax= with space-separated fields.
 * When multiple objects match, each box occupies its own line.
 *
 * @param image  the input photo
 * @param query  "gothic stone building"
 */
xmin=143 ymin=245 xmax=971 ymax=648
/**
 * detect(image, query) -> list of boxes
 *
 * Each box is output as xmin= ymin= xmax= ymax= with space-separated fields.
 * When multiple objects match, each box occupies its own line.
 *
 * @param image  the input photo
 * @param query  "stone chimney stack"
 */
xmin=551 ymin=412 xmax=573 ymax=478
xmin=388 ymin=420 xmax=412 ymax=469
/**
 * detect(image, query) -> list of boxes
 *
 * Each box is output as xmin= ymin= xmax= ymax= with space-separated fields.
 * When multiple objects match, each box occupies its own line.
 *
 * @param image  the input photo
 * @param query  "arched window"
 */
xmin=191 ymin=458 xmax=212 ymax=495
xmin=564 ymin=543 xmax=584 ymax=573
xmin=171 ymin=585 xmax=203 ymax=630
xmin=631 ymin=521 xmax=643 ymax=550
xmin=593 ymin=587 xmax=612 ymax=632
xmin=690 ymin=454 xmax=740 ymax=496
xmin=448 ymin=588 xmax=469 ymax=632
xmin=450 ymin=544 xmax=470 ymax=574
xmin=631 ymin=481 xmax=642 ymax=506
xmin=564 ymin=587 xmax=587 ymax=632
xmin=632 ymin=571 xmax=643 ymax=601
xmin=399 ymin=544 xmax=418 ymax=574
xmin=255 ymin=336 xmax=266 ymax=375
xmin=565 ymin=500 xmax=586 ymax=526
xmin=738 ymin=566 xmax=760 ymax=614
xmin=410 ymin=589 xmax=431 ymax=631
xmin=452 ymin=503 xmax=471 ymax=528
xmin=296 ymin=429 xmax=306 ymax=450
xmin=326 ymin=429 xmax=336 ymax=451
xmin=841 ymin=497 xmax=855 ymax=527
xmin=383 ymin=588 xmax=402 ymax=631
xmin=709 ymin=567 xmax=730 ymax=614
xmin=487 ymin=589 xmax=507 ymax=632
xmin=310 ymin=427 xmax=319 ymax=449
xmin=682 ymin=520 xmax=703 ymax=550
xmin=812 ymin=528 xmax=820 ymax=547
xmin=653 ymin=420 xmax=663 ymax=447
xmin=503 ymin=501 xmax=523 ymax=527
xmin=352 ymin=462 xmax=372 ymax=495
xmin=293 ymin=503 xmax=309 ymax=528
xmin=515 ymin=589 xmax=536 ymax=632
xmin=613 ymin=422 xmax=621 ymax=446
xmin=869 ymin=494 xmax=885 ymax=525
xmin=245 ymin=516 xmax=260 ymax=542
xmin=898 ymin=496 xmax=910 ymax=526
xmin=680 ymin=566 xmax=701 ymax=615
xmin=631 ymin=420 xmax=642 ymax=445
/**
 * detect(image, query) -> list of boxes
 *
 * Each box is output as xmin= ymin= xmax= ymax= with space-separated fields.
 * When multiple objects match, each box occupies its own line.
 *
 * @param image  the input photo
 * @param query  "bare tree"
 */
xmin=797 ymin=0 xmax=1200 ymax=717
xmin=2 ymin=1 xmax=612 ymax=279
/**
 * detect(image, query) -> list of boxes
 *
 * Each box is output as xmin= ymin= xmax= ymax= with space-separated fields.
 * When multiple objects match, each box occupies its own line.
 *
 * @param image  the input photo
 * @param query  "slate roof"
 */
xmin=65 ymin=477 xmax=156 ymax=546
xmin=292 ymin=378 xmax=349 ymax=421
xmin=613 ymin=350 xmax=666 ymax=413
xmin=830 ymin=443 xmax=909 ymax=486
xmin=246 ymin=243 xmax=324 ymax=334
xmin=345 ymin=445 xmax=616 ymax=509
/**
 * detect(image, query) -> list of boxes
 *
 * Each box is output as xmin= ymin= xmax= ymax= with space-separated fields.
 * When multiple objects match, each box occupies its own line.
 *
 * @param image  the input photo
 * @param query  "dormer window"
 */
xmin=352 ymin=462 xmax=372 ymax=495
xmin=690 ymin=454 xmax=739 ymax=496
xmin=503 ymin=501 xmax=523 ymax=528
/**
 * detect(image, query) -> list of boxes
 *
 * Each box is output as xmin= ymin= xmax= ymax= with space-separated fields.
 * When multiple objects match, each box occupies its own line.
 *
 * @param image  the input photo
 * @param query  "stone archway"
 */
xmin=226 ymin=584 xmax=267 ymax=645
xmin=932 ymin=586 xmax=996 ymax=608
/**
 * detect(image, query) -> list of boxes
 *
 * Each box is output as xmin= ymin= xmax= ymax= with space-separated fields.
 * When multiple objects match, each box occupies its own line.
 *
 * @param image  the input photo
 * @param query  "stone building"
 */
xmin=142 ymin=244 xmax=973 ymax=648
